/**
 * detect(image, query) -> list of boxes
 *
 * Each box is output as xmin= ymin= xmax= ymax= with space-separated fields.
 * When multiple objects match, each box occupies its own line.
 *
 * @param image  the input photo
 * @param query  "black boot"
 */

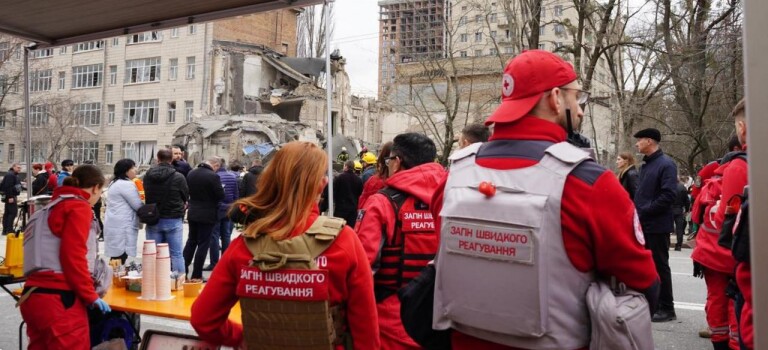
xmin=712 ymin=341 xmax=729 ymax=350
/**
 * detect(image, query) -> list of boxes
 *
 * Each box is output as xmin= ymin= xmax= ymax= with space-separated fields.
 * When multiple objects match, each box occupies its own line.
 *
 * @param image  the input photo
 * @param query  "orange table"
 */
xmin=103 ymin=287 xmax=241 ymax=323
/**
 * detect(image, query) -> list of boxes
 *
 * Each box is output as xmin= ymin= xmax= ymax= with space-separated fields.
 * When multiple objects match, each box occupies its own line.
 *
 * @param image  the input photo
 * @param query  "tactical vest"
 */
xmin=23 ymin=195 xmax=99 ymax=276
xmin=433 ymin=141 xmax=593 ymax=350
xmin=238 ymin=216 xmax=350 ymax=350
xmin=374 ymin=187 xmax=438 ymax=302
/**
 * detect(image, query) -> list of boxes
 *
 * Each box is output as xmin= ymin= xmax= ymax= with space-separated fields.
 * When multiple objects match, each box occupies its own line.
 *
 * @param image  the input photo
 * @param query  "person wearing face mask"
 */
xmin=429 ymin=50 xmax=659 ymax=350
xmin=190 ymin=141 xmax=379 ymax=350
xmin=19 ymin=164 xmax=111 ymax=350
xmin=104 ymin=159 xmax=144 ymax=264
xmin=355 ymin=132 xmax=445 ymax=350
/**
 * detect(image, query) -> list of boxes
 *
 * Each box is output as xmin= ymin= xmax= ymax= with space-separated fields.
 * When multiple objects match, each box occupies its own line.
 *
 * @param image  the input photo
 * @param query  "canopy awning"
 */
xmin=0 ymin=0 xmax=322 ymax=48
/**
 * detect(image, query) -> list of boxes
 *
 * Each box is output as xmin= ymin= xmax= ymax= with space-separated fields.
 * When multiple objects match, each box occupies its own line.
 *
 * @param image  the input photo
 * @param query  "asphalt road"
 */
xmin=0 ymin=231 xmax=712 ymax=350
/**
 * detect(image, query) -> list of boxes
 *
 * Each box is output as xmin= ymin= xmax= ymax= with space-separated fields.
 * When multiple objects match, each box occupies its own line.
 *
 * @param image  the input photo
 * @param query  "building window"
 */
xmin=490 ymin=13 xmax=497 ymax=23
xmin=186 ymin=56 xmax=196 ymax=79
xmin=475 ymin=49 xmax=483 ymax=57
xmin=540 ymin=25 xmax=546 ymax=36
xmin=0 ymin=111 xmax=4 ymax=129
xmin=0 ymin=74 xmax=17 ymax=94
xmin=184 ymin=101 xmax=193 ymax=122
xmin=71 ymin=64 xmax=103 ymax=89
xmin=461 ymin=5 xmax=467 ymax=11
xmin=70 ymin=141 xmax=99 ymax=164
xmin=112 ymin=38 xmax=119 ymax=46
xmin=59 ymin=46 xmax=67 ymax=55
xmin=281 ymin=43 xmax=289 ymax=53
xmin=556 ymin=42 xmax=564 ymax=49
xmin=124 ymin=57 xmax=161 ymax=84
xmin=29 ymin=70 xmax=52 ymax=92
xmin=475 ymin=15 xmax=482 ymax=23
xmin=555 ymin=24 xmax=565 ymax=35
xmin=109 ymin=65 xmax=117 ymax=85
xmin=490 ymin=48 xmax=498 ymax=55
xmin=460 ymin=34 xmax=468 ymax=43
xmin=30 ymin=142 xmax=47 ymax=163
xmin=0 ymin=143 xmax=3 ymax=161
xmin=105 ymin=144 xmax=114 ymax=164
xmin=460 ymin=51 xmax=468 ymax=57
xmin=475 ymin=32 xmax=482 ymax=42
xmin=167 ymin=101 xmax=176 ymax=123
xmin=77 ymin=102 xmax=101 ymax=125
xmin=107 ymin=104 xmax=115 ymax=125
xmin=127 ymin=31 xmax=162 ymax=44
xmin=554 ymin=5 xmax=564 ymax=16
xmin=538 ymin=43 xmax=546 ymax=50
xmin=541 ymin=6 xmax=546 ymax=18
xmin=0 ymin=42 xmax=10 ymax=60
xmin=121 ymin=141 xmax=156 ymax=165
xmin=58 ymin=71 xmax=66 ymax=90
xmin=30 ymin=105 xmax=49 ymax=127
xmin=8 ymin=144 xmax=14 ymax=162
xmin=459 ymin=16 xmax=467 ymax=26
xmin=169 ymin=58 xmax=178 ymax=80
xmin=123 ymin=99 xmax=159 ymax=124
xmin=73 ymin=40 xmax=104 ymax=53
xmin=491 ymin=31 xmax=497 ymax=38
xmin=171 ymin=28 xmax=179 ymax=38
xmin=188 ymin=25 xmax=197 ymax=35
xmin=32 ymin=48 xmax=53 ymax=59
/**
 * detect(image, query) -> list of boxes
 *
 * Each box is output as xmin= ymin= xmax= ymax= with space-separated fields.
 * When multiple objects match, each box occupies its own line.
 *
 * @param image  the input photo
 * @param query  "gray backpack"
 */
xmin=586 ymin=279 xmax=654 ymax=350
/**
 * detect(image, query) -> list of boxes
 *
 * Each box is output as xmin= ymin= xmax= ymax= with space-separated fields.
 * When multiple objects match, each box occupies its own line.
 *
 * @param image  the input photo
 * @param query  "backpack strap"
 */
xmin=379 ymin=187 xmax=408 ymax=245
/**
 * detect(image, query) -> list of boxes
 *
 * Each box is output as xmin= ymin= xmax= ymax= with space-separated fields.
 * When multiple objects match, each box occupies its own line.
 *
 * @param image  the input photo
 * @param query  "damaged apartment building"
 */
xmin=179 ymin=40 xmax=386 ymax=163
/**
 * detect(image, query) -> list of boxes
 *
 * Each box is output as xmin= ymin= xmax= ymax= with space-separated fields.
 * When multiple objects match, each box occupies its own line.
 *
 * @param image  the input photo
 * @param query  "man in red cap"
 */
xmin=429 ymin=50 xmax=660 ymax=350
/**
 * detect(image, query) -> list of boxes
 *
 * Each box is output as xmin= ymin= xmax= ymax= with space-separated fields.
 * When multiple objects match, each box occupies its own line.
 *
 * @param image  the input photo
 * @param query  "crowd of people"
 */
xmin=7 ymin=49 xmax=756 ymax=350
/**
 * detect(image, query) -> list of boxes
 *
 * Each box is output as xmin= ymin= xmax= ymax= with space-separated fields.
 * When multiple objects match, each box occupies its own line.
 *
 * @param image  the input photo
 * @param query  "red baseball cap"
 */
xmin=485 ymin=50 xmax=578 ymax=126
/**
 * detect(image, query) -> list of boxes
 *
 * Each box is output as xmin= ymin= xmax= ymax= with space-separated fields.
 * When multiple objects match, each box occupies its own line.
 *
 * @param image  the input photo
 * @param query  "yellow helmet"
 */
xmin=362 ymin=152 xmax=377 ymax=165
xmin=354 ymin=161 xmax=363 ymax=171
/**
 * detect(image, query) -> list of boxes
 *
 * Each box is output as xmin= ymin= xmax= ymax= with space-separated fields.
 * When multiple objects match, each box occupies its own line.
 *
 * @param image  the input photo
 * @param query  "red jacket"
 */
xmin=690 ymin=161 xmax=737 ymax=273
xmin=190 ymin=207 xmax=380 ymax=350
xmin=431 ymin=117 xmax=659 ymax=350
xmin=717 ymin=156 xmax=752 ymax=348
xmin=46 ymin=170 xmax=58 ymax=193
xmin=25 ymin=186 xmax=100 ymax=306
xmin=358 ymin=174 xmax=386 ymax=210
xmin=355 ymin=162 xmax=445 ymax=350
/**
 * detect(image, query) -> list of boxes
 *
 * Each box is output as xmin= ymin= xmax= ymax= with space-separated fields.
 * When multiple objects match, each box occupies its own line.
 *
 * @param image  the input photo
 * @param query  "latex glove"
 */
xmin=92 ymin=298 xmax=112 ymax=314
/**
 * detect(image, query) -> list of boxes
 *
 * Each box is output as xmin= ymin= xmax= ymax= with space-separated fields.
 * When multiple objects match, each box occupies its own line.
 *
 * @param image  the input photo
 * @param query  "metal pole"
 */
xmin=23 ymin=46 xmax=33 ymax=197
xmin=325 ymin=0 xmax=334 ymax=215
xmin=743 ymin=1 xmax=767 ymax=347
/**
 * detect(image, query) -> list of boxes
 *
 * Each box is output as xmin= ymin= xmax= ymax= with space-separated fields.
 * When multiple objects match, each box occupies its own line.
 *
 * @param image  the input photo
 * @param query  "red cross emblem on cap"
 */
xmin=502 ymin=74 xmax=514 ymax=97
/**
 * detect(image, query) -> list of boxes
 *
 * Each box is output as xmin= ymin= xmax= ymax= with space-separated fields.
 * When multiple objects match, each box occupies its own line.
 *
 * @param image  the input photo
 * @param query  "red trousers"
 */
xmin=703 ymin=269 xmax=739 ymax=349
xmin=19 ymin=292 xmax=90 ymax=350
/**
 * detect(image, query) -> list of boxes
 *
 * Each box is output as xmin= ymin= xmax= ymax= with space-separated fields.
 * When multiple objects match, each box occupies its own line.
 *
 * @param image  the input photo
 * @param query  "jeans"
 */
xmin=145 ymin=218 xmax=185 ymax=274
xmin=3 ymin=201 xmax=18 ymax=235
xmin=184 ymin=221 xmax=215 ymax=279
xmin=645 ymin=232 xmax=674 ymax=311
xmin=209 ymin=218 xmax=233 ymax=266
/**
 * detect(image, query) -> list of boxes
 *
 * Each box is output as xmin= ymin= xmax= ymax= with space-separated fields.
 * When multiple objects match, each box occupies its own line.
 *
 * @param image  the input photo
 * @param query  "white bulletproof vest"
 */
xmin=24 ymin=195 xmax=100 ymax=276
xmin=433 ymin=141 xmax=593 ymax=350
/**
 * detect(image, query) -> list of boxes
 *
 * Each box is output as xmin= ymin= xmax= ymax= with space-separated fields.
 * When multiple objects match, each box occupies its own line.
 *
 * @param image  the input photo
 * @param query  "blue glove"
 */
xmin=92 ymin=298 xmax=112 ymax=314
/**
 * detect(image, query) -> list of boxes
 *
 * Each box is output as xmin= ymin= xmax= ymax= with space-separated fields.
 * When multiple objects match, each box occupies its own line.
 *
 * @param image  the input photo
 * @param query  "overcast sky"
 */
xmin=332 ymin=0 xmax=380 ymax=97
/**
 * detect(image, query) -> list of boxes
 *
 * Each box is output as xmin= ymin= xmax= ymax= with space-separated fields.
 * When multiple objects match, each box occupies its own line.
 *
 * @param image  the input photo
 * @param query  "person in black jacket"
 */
xmin=333 ymin=160 xmax=363 ymax=227
xmin=31 ymin=163 xmax=50 ymax=196
xmin=239 ymin=159 xmax=263 ymax=198
xmin=672 ymin=176 xmax=691 ymax=251
xmin=171 ymin=145 xmax=193 ymax=177
xmin=183 ymin=157 xmax=225 ymax=280
xmin=615 ymin=152 xmax=639 ymax=200
xmin=633 ymin=128 xmax=679 ymax=322
xmin=1 ymin=163 xmax=22 ymax=235
xmin=144 ymin=149 xmax=190 ymax=274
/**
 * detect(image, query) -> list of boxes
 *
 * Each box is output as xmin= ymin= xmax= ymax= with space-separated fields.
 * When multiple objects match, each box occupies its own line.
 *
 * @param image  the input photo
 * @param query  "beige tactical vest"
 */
xmin=240 ymin=216 xmax=350 ymax=350
xmin=433 ymin=142 xmax=594 ymax=349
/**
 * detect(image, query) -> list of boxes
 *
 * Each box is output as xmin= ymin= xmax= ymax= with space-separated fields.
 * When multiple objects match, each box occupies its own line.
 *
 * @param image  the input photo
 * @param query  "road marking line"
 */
xmin=676 ymin=301 xmax=705 ymax=311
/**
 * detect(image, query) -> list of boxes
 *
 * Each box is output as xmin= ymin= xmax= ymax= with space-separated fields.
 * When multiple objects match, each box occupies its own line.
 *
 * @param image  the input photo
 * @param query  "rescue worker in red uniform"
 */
xmin=190 ymin=141 xmax=379 ymax=350
xmin=691 ymin=155 xmax=741 ymax=349
xmin=718 ymin=99 xmax=752 ymax=349
xmin=20 ymin=165 xmax=111 ymax=350
xmin=430 ymin=50 xmax=660 ymax=350
xmin=355 ymin=133 xmax=445 ymax=350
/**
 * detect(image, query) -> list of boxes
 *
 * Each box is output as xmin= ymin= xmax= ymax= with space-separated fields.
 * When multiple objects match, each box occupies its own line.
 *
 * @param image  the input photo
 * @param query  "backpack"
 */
xmin=717 ymin=152 xmax=747 ymax=249
xmin=730 ymin=186 xmax=750 ymax=262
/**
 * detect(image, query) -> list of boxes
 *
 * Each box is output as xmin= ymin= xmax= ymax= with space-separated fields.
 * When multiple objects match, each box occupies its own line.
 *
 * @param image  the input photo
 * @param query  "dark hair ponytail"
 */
xmin=64 ymin=164 xmax=105 ymax=189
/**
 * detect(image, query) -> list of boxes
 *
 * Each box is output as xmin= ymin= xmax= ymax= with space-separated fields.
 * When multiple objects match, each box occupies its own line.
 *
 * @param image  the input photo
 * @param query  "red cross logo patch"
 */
xmin=502 ymin=74 xmax=514 ymax=97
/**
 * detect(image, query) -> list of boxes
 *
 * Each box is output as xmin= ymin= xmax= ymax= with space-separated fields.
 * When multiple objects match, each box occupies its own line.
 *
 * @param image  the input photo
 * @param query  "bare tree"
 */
xmin=0 ymin=36 xmax=24 ymax=121
xmin=20 ymin=95 xmax=89 ymax=163
xmin=297 ymin=3 xmax=336 ymax=59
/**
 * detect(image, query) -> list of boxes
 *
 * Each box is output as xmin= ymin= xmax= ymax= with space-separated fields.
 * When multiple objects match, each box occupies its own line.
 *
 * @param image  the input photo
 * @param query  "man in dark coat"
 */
xmin=672 ymin=176 xmax=691 ymax=251
xmin=144 ymin=149 xmax=190 ymax=274
xmin=171 ymin=145 xmax=193 ymax=177
xmin=183 ymin=157 xmax=225 ymax=280
xmin=633 ymin=127 xmax=679 ymax=322
xmin=205 ymin=158 xmax=239 ymax=271
xmin=1 ymin=163 xmax=22 ymax=235
xmin=239 ymin=159 xmax=263 ymax=198
xmin=333 ymin=160 xmax=363 ymax=226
